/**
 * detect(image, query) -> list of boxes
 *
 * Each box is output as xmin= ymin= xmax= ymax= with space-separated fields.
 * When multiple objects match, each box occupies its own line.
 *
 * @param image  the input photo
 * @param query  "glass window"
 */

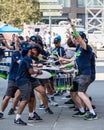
xmin=64 ymin=0 xmax=70 ymax=7
xmin=77 ymin=13 xmax=85 ymax=26
xmin=77 ymin=0 xmax=85 ymax=7
xmin=58 ymin=0 xmax=64 ymax=5
xmin=58 ymin=0 xmax=70 ymax=7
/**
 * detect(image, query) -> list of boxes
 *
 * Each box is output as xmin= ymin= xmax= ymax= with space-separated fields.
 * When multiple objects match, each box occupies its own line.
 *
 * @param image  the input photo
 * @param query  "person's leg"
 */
xmin=15 ymin=83 xmax=32 ymax=125
xmin=70 ymin=92 xmax=85 ymax=110
xmin=17 ymin=100 xmax=28 ymax=115
xmin=35 ymin=85 xmax=53 ymax=114
xmin=35 ymin=85 xmax=48 ymax=109
xmin=70 ymin=77 xmax=86 ymax=117
xmin=1 ymin=96 xmax=11 ymax=112
xmin=36 ymin=91 xmax=45 ymax=109
xmin=0 ymin=80 xmax=18 ymax=115
xmin=11 ymin=90 xmax=21 ymax=110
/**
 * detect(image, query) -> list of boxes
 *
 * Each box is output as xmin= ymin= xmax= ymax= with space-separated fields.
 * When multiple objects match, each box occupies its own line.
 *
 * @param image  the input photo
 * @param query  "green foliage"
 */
xmin=0 ymin=0 xmax=41 ymax=28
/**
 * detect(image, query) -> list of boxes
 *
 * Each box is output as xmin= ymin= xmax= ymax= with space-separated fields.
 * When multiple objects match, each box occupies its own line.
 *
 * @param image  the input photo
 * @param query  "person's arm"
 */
xmin=59 ymin=56 xmax=74 ymax=63
xmin=71 ymin=24 xmax=87 ymax=50
xmin=3 ymin=38 xmax=14 ymax=50
xmin=28 ymin=68 xmax=42 ymax=75
xmin=59 ymin=61 xmax=74 ymax=69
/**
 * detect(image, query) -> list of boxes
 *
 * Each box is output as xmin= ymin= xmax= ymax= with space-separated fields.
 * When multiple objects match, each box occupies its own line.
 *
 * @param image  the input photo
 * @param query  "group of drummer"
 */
xmin=0 ymin=23 xmax=98 ymax=125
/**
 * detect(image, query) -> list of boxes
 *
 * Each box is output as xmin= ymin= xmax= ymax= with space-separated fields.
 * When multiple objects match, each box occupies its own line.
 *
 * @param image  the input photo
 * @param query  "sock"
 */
xmin=79 ymin=108 xmax=85 ymax=113
xmin=90 ymin=109 xmax=96 ymax=115
xmin=16 ymin=114 xmax=21 ymax=120
xmin=29 ymin=112 xmax=34 ymax=118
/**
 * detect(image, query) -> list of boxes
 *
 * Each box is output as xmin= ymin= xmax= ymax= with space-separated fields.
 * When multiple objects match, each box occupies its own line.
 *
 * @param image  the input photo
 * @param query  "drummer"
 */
xmin=14 ymin=44 xmax=53 ymax=125
xmin=31 ymin=41 xmax=58 ymax=107
xmin=51 ymin=35 xmax=66 ymax=96
xmin=59 ymin=24 xmax=98 ymax=121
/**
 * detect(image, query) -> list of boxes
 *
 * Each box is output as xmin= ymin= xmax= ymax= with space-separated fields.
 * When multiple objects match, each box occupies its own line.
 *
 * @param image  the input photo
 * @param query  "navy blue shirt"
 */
xmin=90 ymin=52 xmax=96 ymax=81
xmin=16 ymin=55 xmax=33 ymax=86
xmin=52 ymin=46 xmax=66 ymax=57
xmin=8 ymin=50 xmax=21 ymax=81
xmin=75 ymin=45 xmax=93 ymax=75
xmin=52 ymin=46 xmax=66 ymax=65
xmin=0 ymin=42 xmax=5 ymax=55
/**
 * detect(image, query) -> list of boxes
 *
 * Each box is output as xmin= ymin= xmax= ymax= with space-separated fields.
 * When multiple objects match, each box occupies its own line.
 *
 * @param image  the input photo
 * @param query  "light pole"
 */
xmin=49 ymin=15 xmax=52 ymax=46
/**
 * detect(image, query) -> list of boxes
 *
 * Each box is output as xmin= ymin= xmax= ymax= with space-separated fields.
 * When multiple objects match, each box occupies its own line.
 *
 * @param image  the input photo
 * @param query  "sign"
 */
xmin=39 ymin=0 xmax=58 ymax=2
xmin=43 ymin=11 xmax=62 ymax=16
xmin=40 ymin=5 xmax=63 ymax=10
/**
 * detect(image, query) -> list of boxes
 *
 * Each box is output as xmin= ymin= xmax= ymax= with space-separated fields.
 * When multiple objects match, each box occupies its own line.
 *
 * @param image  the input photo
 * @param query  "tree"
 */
xmin=0 ymin=0 xmax=41 ymax=28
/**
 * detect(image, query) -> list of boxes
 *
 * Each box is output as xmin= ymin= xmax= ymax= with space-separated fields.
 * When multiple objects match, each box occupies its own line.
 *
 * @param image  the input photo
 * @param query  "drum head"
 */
xmin=31 ymin=70 xmax=51 ymax=79
xmin=34 ymin=65 xmax=59 ymax=71
xmin=63 ymin=68 xmax=74 ymax=74
xmin=42 ymin=65 xmax=59 ymax=71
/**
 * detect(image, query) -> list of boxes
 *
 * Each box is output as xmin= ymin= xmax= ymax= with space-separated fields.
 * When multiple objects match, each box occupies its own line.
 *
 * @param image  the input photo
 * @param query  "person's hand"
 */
xmin=59 ymin=65 xmax=66 ymax=69
xmin=37 ymin=70 xmax=43 ymax=75
xmin=38 ymin=63 xmax=43 ymax=67
xmin=59 ymin=57 xmax=64 ymax=62
xmin=70 ymin=23 xmax=76 ymax=31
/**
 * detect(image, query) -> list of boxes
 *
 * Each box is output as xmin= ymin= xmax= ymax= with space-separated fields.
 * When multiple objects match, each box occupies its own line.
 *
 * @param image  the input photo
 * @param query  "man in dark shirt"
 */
xmin=14 ymin=45 xmax=53 ymax=125
xmin=70 ymin=25 xmax=98 ymax=120
xmin=0 ymin=47 xmax=21 ymax=118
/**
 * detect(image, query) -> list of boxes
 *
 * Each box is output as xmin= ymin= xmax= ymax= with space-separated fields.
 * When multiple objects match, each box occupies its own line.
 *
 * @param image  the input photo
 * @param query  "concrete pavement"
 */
xmin=0 ymin=58 xmax=104 ymax=130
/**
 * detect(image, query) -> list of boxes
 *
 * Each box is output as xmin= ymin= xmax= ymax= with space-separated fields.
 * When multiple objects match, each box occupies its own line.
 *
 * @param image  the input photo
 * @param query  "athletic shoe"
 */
xmin=45 ymin=107 xmax=53 ymax=114
xmin=39 ymin=104 xmax=45 ymax=109
xmin=84 ymin=113 xmax=98 ymax=121
xmin=8 ymin=108 xmax=15 ymax=115
xmin=14 ymin=118 xmax=27 ymax=125
xmin=28 ymin=116 xmax=35 ymax=122
xmin=72 ymin=111 xmax=87 ymax=117
xmin=69 ymin=105 xmax=75 ymax=109
xmin=65 ymin=95 xmax=71 ymax=98
xmin=64 ymin=99 xmax=74 ymax=104
xmin=34 ymin=112 xmax=43 ymax=120
xmin=54 ymin=91 xmax=63 ymax=96
xmin=50 ymin=100 xmax=58 ymax=106
xmin=0 ymin=112 xmax=3 ymax=119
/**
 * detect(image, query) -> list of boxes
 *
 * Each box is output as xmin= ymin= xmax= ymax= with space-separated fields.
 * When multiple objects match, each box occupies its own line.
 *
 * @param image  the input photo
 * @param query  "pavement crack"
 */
xmin=51 ymin=107 xmax=63 ymax=130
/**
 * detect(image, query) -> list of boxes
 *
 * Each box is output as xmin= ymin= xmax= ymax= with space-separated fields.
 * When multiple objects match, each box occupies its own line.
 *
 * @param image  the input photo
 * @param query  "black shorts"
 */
xmin=5 ymin=80 xmax=18 ymax=98
xmin=18 ymin=82 xmax=32 ymax=101
xmin=39 ymin=79 xmax=49 ymax=86
xmin=30 ymin=78 xmax=41 ymax=89
xmin=70 ymin=75 xmax=91 ymax=92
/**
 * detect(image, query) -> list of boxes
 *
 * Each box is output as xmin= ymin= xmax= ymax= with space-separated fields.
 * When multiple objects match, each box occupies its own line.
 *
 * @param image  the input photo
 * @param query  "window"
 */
xmin=77 ymin=0 xmax=85 ymax=7
xmin=64 ymin=0 xmax=70 ymax=7
xmin=58 ymin=0 xmax=70 ymax=7
xmin=77 ymin=13 xmax=85 ymax=26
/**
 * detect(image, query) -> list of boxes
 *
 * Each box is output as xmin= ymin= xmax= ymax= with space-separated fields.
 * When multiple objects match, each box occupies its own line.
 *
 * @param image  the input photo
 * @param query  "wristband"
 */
xmin=66 ymin=63 xmax=73 ymax=68
xmin=73 ymin=31 xmax=79 ymax=37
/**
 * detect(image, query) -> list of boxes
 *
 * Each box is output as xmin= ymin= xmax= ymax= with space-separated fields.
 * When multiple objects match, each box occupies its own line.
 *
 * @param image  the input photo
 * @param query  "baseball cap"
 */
xmin=18 ymin=36 xmax=24 ymax=40
xmin=19 ymin=41 xmax=29 ymax=49
xmin=0 ymin=34 xmax=4 ymax=38
xmin=54 ymin=35 xmax=61 ymax=44
xmin=30 ymin=36 xmax=38 ymax=43
xmin=22 ymin=44 xmax=33 ymax=57
xmin=79 ymin=31 xmax=88 ymax=43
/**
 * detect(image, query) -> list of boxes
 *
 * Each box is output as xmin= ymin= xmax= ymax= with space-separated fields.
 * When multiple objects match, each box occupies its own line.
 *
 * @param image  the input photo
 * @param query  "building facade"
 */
xmin=39 ymin=0 xmax=85 ymax=25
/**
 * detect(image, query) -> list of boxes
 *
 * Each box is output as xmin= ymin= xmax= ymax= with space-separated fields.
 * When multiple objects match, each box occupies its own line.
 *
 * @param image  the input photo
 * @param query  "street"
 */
xmin=0 ymin=57 xmax=104 ymax=130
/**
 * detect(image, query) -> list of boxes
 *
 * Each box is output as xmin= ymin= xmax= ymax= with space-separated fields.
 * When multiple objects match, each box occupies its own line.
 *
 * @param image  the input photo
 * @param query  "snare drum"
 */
xmin=31 ymin=70 xmax=51 ymax=79
xmin=4 ymin=50 xmax=13 ymax=58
